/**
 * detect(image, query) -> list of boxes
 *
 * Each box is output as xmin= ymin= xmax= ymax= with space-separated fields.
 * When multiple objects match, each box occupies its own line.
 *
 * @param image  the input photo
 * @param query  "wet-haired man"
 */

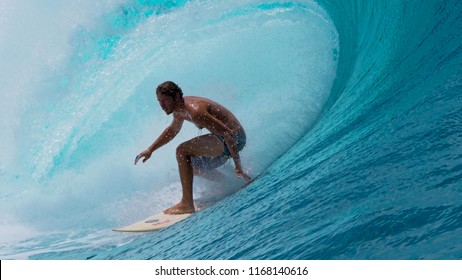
xmin=135 ymin=81 xmax=251 ymax=214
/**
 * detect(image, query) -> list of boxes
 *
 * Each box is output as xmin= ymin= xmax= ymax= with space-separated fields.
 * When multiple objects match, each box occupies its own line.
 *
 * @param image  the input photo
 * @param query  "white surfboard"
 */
xmin=113 ymin=175 xmax=257 ymax=233
xmin=112 ymin=212 xmax=192 ymax=232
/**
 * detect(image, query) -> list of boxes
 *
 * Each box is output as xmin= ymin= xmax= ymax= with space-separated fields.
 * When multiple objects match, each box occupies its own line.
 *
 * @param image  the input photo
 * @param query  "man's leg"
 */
xmin=164 ymin=134 xmax=224 ymax=214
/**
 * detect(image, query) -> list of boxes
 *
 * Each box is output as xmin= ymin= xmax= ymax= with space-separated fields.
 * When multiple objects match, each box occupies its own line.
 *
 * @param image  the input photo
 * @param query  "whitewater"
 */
xmin=0 ymin=0 xmax=461 ymax=259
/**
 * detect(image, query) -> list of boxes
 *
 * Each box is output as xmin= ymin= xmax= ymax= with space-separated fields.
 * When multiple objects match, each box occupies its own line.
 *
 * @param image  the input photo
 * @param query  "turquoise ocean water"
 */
xmin=0 ymin=0 xmax=461 ymax=259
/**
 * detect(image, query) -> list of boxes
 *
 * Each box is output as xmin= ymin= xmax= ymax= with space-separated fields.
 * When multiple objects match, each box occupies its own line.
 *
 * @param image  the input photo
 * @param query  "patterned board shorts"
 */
xmin=191 ymin=133 xmax=246 ymax=171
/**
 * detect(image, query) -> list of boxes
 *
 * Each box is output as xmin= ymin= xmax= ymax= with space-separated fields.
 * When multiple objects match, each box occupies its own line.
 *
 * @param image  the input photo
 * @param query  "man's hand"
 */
xmin=235 ymin=167 xmax=252 ymax=183
xmin=134 ymin=150 xmax=153 ymax=165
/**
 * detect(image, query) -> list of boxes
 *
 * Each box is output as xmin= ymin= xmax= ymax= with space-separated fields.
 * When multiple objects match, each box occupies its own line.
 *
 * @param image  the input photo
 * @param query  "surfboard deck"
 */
xmin=112 ymin=212 xmax=192 ymax=232
xmin=113 ymin=174 xmax=259 ymax=233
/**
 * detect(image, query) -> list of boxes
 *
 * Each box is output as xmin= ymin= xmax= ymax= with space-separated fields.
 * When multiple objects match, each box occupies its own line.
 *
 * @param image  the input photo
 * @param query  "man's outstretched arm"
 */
xmin=135 ymin=117 xmax=184 ymax=164
xmin=193 ymin=111 xmax=251 ymax=182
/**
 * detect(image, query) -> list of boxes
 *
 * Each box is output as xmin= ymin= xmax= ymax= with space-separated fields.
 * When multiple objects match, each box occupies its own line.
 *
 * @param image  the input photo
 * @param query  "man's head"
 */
xmin=156 ymin=81 xmax=183 ymax=99
xmin=156 ymin=81 xmax=183 ymax=115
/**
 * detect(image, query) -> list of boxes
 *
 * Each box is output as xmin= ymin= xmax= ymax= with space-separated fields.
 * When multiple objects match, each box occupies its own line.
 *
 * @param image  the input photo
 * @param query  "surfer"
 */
xmin=135 ymin=81 xmax=251 ymax=214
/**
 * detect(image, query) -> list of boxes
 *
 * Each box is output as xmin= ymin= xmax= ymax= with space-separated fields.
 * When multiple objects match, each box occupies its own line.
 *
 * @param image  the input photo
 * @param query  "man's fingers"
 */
xmin=135 ymin=152 xmax=152 ymax=165
xmin=236 ymin=170 xmax=252 ymax=183
xmin=142 ymin=154 xmax=151 ymax=163
xmin=134 ymin=154 xmax=141 ymax=165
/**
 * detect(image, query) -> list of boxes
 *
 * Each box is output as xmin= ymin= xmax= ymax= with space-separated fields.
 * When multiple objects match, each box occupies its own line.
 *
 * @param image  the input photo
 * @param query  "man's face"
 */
xmin=156 ymin=92 xmax=175 ymax=115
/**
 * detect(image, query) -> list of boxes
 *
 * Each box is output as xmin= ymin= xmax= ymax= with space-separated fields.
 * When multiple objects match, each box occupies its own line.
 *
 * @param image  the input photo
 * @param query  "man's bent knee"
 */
xmin=176 ymin=143 xmax=191 ymax=162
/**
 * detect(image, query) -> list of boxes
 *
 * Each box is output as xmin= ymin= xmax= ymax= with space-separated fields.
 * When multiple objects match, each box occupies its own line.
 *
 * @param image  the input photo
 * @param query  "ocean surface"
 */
xmin=0 ymin=0 xmax=461 ymax=260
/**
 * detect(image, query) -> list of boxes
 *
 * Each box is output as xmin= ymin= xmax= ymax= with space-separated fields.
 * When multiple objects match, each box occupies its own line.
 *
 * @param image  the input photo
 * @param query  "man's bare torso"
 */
xmin=174 ymin=96 xmax=245 ymax=137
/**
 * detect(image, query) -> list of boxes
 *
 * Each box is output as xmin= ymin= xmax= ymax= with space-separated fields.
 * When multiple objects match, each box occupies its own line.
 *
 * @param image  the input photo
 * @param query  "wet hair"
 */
xmin=156 ymin=81 xmax=183 ymax=99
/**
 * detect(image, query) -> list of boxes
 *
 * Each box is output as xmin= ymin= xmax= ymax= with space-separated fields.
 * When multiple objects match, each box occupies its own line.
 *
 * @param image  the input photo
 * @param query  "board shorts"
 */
xmin=191 ymin=133 xmax=246 ymax=171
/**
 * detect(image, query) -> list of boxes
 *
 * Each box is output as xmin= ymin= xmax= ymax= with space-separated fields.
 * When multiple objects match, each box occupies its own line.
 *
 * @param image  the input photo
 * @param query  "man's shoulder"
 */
xmin=185 ymin=95 xmax=212 ymax=104
xmin=186 ymin=96 xmax=213 ymax=111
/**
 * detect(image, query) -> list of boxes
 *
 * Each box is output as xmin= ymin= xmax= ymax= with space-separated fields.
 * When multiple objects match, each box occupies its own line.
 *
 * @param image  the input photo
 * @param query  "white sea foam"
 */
xmin=0 ymin=0 xmax=338 ymax=258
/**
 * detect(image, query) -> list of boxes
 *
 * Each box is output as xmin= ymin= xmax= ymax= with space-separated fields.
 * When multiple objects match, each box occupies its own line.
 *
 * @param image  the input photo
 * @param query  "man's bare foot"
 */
xmin=164 ymin=201 xmax=195 ymax=215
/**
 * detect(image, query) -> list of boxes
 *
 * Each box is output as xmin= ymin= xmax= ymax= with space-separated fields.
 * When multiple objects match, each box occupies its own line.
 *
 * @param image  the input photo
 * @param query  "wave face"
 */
xmin=1 ymin=0 xmax=461 ymax=259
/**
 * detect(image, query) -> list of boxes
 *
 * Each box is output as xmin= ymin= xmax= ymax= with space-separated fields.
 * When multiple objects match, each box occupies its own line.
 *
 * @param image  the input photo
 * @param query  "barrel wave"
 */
xmin=0 ymin=0 xmax=461 ymax=259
